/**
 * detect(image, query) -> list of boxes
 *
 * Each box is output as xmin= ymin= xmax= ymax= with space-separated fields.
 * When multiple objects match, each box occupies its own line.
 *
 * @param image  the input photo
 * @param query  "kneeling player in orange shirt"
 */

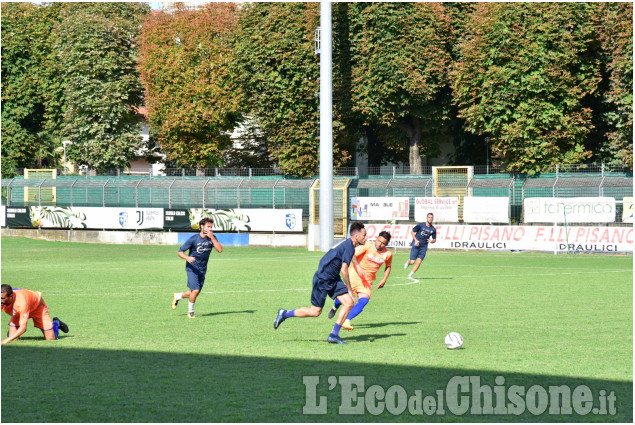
xmin=1 ymin=284 xmax=69 ymax=345
xmin=327 ymin=231 xmax=392 ymax=330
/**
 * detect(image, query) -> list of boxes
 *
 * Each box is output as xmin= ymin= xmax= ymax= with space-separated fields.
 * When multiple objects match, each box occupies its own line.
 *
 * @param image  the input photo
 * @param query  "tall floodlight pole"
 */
xmin=319 ymin=0 xmax=334 ymax=251
xmin=62 ymin=140 xmax=73 ymax=175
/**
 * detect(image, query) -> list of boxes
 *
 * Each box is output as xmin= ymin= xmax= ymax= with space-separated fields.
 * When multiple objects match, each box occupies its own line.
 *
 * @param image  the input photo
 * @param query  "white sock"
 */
xmin=174 ymin=293 xmax=183 ymax=301
xmin=408 ymin=271 xmax=414 ymax=278
xmin=188 ymin=301 xmax=195 ymax=314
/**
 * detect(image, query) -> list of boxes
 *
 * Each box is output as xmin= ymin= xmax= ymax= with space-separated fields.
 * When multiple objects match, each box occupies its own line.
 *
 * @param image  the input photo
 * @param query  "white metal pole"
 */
xmin=319 ymin=0 xmax=334 ymax=251
xmin=62 ymin=140 xmax=72 ymax=176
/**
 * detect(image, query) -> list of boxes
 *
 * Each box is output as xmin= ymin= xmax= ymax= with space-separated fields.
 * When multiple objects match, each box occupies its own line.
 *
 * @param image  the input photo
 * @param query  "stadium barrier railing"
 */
xmin=2 ymin=164 xmax=632 ymax=226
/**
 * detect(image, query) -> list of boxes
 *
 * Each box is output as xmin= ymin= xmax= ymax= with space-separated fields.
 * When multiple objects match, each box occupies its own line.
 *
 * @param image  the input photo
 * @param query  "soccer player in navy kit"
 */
xmin=404 ymin=212 xmax=436 ymax=278
xmin=172 ymin=217 xmax=223 ymax=318
xmin=273 ymin=222 xmax=367 ymax=344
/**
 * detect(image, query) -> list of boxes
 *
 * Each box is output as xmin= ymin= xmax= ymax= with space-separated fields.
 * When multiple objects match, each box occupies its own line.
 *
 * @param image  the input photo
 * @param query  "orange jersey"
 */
xmin=2 ymin=288 xmax=43 ymax=326
xmin=353 ymin=241 xmax=393 ymax=282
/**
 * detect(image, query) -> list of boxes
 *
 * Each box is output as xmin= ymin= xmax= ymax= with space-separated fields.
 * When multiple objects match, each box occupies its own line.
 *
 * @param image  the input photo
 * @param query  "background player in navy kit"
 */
xmin=273 ymin=222 xmax=367 ymax=344
xmin=172 ymin=217 xmax=223 ymax=318
xmin=404 ymin=212 xmax=436 ymax=278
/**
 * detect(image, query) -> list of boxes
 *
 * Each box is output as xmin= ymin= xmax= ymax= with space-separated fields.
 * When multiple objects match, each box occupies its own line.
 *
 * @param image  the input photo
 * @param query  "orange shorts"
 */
xmin=10 ymin=298 xmax=53 ymax=331
xmin=350 ymin=266 xmax=373 ymax=296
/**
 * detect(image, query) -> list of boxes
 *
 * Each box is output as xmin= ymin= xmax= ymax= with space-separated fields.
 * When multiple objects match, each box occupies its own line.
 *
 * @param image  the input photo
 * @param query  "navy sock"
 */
xmin=284 ymin=309 xmax=296 ymax=318
xmin=52 ymin=320 xmax=59 ymax=339
xmin=347 ymin=297 xmax=369 ymax=320
xmin=332 ymin=323 xmax=342 ymax=336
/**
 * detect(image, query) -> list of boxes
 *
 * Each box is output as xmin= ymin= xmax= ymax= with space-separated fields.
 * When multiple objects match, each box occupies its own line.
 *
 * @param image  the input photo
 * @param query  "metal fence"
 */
xmin=1 ymin=176 xmax=317 ymax=224
xmin=15 ymin=162 xmax=630 ymax=179
xmin=3 ymin=165 xmax=632 ymax=225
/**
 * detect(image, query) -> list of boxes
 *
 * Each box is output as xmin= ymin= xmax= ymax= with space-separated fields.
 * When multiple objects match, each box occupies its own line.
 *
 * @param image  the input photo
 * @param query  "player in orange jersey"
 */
xmin=1 ymin=284 xmax=69 ymax=345
xmin=327 ymin=231 xmax=392 ymax=330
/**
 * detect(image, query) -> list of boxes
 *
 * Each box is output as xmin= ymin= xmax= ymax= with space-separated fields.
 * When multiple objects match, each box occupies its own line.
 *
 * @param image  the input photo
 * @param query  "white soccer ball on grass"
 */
xmin=445 ymin=332 xmax=463 ymax=349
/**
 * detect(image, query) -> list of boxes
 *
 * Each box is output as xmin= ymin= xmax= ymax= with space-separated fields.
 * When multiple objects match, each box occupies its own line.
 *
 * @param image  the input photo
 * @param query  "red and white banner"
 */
xmin=351 ymin=197 xmax=409 ymax=221
xmin=463 ymin=196 xmax=510 ymax=223
xmin=364 ymin=223 xmax=633 ymax=253
xmin=414 ymin=197 xmax=458 ymax=222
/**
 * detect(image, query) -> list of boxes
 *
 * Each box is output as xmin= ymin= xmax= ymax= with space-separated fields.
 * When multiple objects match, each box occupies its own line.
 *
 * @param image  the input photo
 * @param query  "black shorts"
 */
xmin=310 ymin=273 xmax=348 ymax=308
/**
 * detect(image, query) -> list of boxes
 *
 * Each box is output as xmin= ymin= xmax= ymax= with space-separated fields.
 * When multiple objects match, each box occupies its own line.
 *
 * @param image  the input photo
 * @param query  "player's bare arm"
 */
xmin=1 ymin=322 xmax=26 ymax=345
xmin=210 ymin=233 xmax=223 ymax=253
xmin=205 ymin=228 xmax=223 ymax=253
xmin=377 ymin=265 xmax=391 ymax=289
xmin=411 ymin=230 xmax=420 ymax=246
xmin=178 ymin=251 xmax=195 ymax=263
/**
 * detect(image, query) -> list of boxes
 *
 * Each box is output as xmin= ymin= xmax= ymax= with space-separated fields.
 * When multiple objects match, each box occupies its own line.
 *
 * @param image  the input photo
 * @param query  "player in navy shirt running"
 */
xmin=172 ymin=217 xmax=223 ymax=318
xmin=404 ymin=212 xmax=436 ymax=278
xmin=273 ymin=222 xmax=367 ymax=344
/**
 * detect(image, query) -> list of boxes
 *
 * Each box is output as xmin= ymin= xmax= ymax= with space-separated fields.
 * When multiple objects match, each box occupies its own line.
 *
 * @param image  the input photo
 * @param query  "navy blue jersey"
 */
xmin=179 ymin=234 xmax=215 ymax=275
xmin=412 ymin=222 xmax=437 ymax=245
xmin=315 ymin=239 xmax=355 ymax=281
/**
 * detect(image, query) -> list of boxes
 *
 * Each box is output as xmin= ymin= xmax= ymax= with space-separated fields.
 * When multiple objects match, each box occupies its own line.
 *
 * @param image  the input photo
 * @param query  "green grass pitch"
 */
xmin=1 ymin=236 xmax=632 ymax=422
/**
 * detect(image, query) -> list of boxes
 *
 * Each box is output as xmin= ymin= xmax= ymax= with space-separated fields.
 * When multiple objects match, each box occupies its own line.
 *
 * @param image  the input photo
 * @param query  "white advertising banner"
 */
xmin=463 ymin=196 xmax=510 ymax=223
xmin=351 ymin=197 xmax=409 ymax=221
xmin=414 ymin=197 xmax=459 ymax=222
xmin=524 ymin=197 xmax=616 ymax=223
xmin=363 ymin=223 xmax=633 ymax=253
xmin=10 ymin=206 xmax=303 ymax=232
xmin=28 ymin=207 xmax=165 ymax=230
xmin=622 ymin=197 xmax=633 ymax=223
xmin=187 ymin=208 xmax=303 ymax=232
xmin=0 ymin=206 xmax=5 ymax=227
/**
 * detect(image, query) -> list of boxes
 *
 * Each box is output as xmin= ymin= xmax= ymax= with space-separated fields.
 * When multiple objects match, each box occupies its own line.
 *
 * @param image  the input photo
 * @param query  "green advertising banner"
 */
xmin=5 ymin=207 xmax=33 ymax=228
xmin=163 ymin=209 xmax=192 ymax=230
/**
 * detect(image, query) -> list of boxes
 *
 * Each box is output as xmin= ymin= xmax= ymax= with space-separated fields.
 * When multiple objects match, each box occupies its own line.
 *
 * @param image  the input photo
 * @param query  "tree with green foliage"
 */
xmin=348 ymin=2 xmax=453 ymax=174
xmin=452 ymin=3 xmax=603 ymax=174
xmin=138 ymin=4 xmax=241 ymax=168
xmin=221 ymin=116 xmax=273 ymax=168
xmin=233 ymin=3 xmax=358 ymax=177
xmin=1 ymin=3 xmax=66 ymax=177
xmin=232 ymin=3 xmax=318 ymax=177
xmin=598 ymin=3 xmax=633 ymax=169
xmin=57 ymin=2 xmax=150 ymax=172
xmin=442 ymin=3 xmax=489 ymax=167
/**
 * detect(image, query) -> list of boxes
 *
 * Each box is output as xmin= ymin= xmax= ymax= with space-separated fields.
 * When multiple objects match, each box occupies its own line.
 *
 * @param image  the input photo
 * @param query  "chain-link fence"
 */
xmin=3 ymin=164 xmax=632 ymax=225
xmin=1 ymin=176 xmax=317 ymax=225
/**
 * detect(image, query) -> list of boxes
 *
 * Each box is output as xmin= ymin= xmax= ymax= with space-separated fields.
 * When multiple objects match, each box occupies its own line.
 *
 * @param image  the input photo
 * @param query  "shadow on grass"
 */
xmin=1 ymin=346 xmax=631 ymax=423
xmin=11 ymin=335 xmax=75 ymax=341
xmin=355 ymin=321 xmax=422 ymax=329
xmin=293 ymin=333 xmax=408 ymax=344
xmin=344 ymin=333 xmax=408 ymax=342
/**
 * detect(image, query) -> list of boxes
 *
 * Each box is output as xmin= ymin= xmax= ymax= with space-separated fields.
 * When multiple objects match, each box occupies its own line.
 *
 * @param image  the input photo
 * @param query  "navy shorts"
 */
xmin=310 ymin=274 xmax=348 ymax=308
xmin=186 ymin=270 xmax=206 ymax=291
xmin=410 ymin=244 xmax=429 ymax=261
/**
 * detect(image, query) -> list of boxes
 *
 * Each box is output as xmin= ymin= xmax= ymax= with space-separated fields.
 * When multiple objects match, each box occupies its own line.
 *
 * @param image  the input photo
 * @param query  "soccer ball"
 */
xmin=445 ymin=332 xmax=463 ymax=349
